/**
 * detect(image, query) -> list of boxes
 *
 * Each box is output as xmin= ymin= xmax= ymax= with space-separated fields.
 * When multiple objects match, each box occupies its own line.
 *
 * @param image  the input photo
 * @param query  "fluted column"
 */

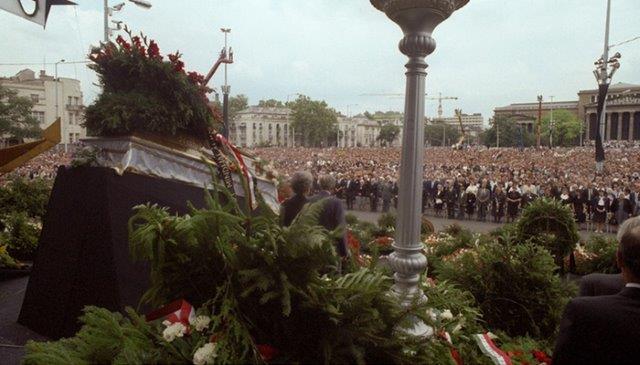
xmin=370 ymin=0 xmax=469 ymax=311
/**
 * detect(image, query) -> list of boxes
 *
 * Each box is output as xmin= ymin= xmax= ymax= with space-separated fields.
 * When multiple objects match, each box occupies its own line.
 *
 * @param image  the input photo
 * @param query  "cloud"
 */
xmin=0 ymin=0 xmax=638 ymax=120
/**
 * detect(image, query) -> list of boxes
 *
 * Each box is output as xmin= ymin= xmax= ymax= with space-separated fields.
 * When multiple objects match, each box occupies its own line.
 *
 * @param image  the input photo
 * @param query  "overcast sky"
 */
xmin=1 ymin=0 xmax=639 ymax=122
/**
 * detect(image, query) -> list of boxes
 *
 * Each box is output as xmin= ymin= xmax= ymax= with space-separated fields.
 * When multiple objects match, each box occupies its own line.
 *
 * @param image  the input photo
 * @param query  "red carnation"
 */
xmin=173 ymin=60 xmax=184 ymax=72
xmin=147 ymin=40 xmax=160 ymax=59
xmin=256 ymin=344 xmax=278 ymax=362
xmin=132 ymin=36 xmax=142 ymax=47
xmin=532 ymin=350 xmax=552 ymax=364
xmin=168 ymin=52 xmax=180 ymax=63
xmin=187 ymin=71 xmax=204 ymax=85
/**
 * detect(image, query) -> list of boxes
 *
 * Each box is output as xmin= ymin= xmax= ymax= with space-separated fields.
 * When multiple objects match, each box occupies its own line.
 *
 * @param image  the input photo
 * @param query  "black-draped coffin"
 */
xmin=18 ymin=166 xmax=219 ymax=339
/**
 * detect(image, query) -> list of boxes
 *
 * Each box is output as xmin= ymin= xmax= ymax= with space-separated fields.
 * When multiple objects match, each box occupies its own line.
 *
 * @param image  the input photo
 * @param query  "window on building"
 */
xmin=31 ymin=111 xmax=45 ymax=124
xmin=74 ymin=96 xmax=80 ymax=105
xmin=68 ymin=96 xmax=72 ymax=105
xmin=30 ymin=94 xmax=39 ymax=103
xmin=75 ymin=133 xmax=80 ymax=142
xmin=68 ymin=112 xmax=74 ymax=125
xmin=69 ymin=133 xmax=74 ymax=143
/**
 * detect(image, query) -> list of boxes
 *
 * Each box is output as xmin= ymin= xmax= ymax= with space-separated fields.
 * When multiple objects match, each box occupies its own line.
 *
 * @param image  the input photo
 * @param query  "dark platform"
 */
xmin=18 ymin=166 xmax=210 ymax=339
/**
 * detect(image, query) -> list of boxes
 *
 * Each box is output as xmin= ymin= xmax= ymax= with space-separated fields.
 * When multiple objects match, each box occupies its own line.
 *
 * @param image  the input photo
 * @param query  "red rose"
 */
xmin=173 ymin=60 xmax=184 ymax=72
xmin=256 ymin=344 xmax=278 ymax=362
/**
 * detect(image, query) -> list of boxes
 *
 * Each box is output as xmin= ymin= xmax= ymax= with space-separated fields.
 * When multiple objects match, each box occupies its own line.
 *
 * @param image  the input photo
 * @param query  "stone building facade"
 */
xmin=493 ymin=100 xmax=578 ymax=134
xmin=0 ymin=69 xmax=86 ymax=146
xmin=228 ymin=106 xmax=403 ymax=148
xmin=578 ymin=82 xmax=640 ymax=142
xmin=438 ymin=112 xmax=484 ymax=136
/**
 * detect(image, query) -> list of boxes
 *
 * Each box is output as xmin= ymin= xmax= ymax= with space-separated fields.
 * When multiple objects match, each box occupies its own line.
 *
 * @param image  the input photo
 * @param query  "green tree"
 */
xmin=0 ymin=85 xmax=42 ymax=143
xmin=211 ymin=94 xmax=248 ymax=122
xmin=424 ymin=121 xmax=460 ymax=147
xmin=481 ymin=116 xmax=535 ymax=148
xmin=257 ymin=99 xmax=284 ymax=108
xmin=376 ymin=123 xmax=400 ymax=146
xmin=289 ymin=95 xmax=338 ymax=147
xmin=541 ymin=109 xmax=581 ymax=147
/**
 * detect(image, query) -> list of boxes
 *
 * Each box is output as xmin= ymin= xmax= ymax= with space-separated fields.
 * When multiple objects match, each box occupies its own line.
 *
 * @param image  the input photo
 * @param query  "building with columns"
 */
xmin=493 ymin=100 xmax=579 ymax=134
xmin=578 ymin=82 xmax=640 ymax=142
xmin=0 ymin=69 xmax=86 ymax=147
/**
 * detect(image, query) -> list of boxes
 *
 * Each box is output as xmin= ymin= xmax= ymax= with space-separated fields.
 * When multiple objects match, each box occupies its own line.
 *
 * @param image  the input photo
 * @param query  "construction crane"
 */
xmin=426 ymin=93 xmax=458 ymax=120
xmin=360 ymin=92 xmax=458 ymax=120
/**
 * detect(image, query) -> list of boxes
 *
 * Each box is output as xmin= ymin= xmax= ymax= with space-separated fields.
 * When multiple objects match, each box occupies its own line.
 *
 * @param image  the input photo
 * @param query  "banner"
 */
xmin=0 ymin=0 xmax=75 ymax=28
xmin=594 ymin=83 xmax=609 ymax=163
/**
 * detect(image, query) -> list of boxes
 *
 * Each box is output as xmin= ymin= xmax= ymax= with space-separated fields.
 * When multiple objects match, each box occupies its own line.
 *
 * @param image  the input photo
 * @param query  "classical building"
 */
xmin=437 ymin=112 xmax=484 ymax=136
xmin=229 ymin=106 xmax=402 ymax=148
xmin=0 ymin=69 xmax=85 ymax=146
xmin=578 ymin=82 xmax=640 ymax=142
xmin=229 ymin=106 xmax=295 ymax=148
xmin=493 ymin=100 xmax=578 ymax=134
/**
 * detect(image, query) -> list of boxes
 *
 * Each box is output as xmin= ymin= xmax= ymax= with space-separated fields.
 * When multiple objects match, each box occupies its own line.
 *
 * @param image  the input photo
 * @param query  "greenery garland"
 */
xmin=515 ymin=198 xmax=579 ymax=262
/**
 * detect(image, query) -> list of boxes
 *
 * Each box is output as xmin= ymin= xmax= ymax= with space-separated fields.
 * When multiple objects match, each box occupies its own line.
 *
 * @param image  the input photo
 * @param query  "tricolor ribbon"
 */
xmin=473 ymin=333 xmax=512 ymax=365
xmin=215 ymin=133 xmax=257 ymax=210
xmin=145 ymin=299 xmax=195 ymax=328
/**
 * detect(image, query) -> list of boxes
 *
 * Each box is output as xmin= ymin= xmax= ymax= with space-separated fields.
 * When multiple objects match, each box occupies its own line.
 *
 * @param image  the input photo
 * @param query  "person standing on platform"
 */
xmin=308 ymin=174 xmax=348 ymax=259
xmin=280 ymin=171 xmax=313 ymax=227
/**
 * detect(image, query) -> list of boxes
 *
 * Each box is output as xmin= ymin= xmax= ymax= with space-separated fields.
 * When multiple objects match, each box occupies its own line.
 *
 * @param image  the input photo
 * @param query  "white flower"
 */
xmin=441 ymin=309 xmax=454 ymax=320
xmin=162 ymin=321 xmax=187 ymax=342
xmin=190 ymin=315 xmax=211 ymax=332
xmin=425 ymin=308 xmax=438 ymax=321
xmin=193 ymin=342 xmax=218 ymax=365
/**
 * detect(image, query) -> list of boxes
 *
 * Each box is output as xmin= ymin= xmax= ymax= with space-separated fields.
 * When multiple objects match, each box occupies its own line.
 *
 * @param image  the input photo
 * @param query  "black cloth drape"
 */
xmin=18 ymin=166 xmax=215 ymax=339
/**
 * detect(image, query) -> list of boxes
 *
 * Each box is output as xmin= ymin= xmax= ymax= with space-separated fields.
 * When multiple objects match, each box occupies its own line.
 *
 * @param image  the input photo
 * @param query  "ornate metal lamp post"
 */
xmin=370 ymin=0 xmax=468 ymax=317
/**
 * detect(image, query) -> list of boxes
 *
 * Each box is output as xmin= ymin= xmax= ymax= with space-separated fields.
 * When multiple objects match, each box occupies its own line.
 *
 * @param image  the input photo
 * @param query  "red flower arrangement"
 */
xmin=85 ymin=26 xmax=221 ymax=138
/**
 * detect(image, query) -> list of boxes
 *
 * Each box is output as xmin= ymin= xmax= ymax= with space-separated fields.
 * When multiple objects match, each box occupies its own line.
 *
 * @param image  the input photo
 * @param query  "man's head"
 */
xmin=617 ymin=216 xmax=640 ymax=283
xmin=290 ymin=171 xmax=313 ymax=196
xmin=318 ymin=174 xmax=336 ymax=192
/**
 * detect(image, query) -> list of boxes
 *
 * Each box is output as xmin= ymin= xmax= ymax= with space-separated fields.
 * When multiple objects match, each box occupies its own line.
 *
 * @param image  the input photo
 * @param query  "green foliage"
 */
xmin=345 ymin=213 xmax=359 ymax=226
xmin=289 ymin=95 xmax=338 ymax=147
xmin=0 ymin=177 xmax=51 ymax=219
xmin=211 ymin=94 xmax=249 ymax=122
xmin=0 ymin=84 xmax=42 ymax=142
xmin=425 ymin=121 xmax=460 ymax=147
xmin=257 ymin=99 xmax=284 ymax=108
xmin=27 ymin=176 xmax=446 ymax=364
xmin=0 ymin=244 xmax=19 ymax=269
xmin=574 ymin=235 xmax=620 ymax=275
xmin=481 ymin=116 xmax=535 ymax=147
xmin=516 ymin=198 xmax=579 ymax=262
xmin=1 ymin=211 xmax=40 ymax=260
xmin=377 ymin=123 xmax=401 ymax=145
xmin=436 ymin=240 xmax=574 ymax=339
xmin=24 ymin=306 xmax=185 ymax=365
xmin=84 ymin=29 xmax=217 ymax=138
xmin=541 ymin=109 xmax=581 ymax=147
xmin=377 ymin=212 xmax=396 ymax=230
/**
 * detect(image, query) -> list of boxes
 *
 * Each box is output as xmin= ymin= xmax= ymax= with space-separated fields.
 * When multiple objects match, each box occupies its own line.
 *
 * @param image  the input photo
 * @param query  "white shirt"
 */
xmin=626 ymin=283 xmax=640 ymax=289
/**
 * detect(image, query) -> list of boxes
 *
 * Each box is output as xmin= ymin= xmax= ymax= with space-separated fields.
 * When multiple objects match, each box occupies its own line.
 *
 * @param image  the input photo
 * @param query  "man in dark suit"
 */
xmin=578 ymin=273 xmax=625 ymax=297
xmin=280 ymin=171 xmax=313 ymax=227
xmin=553 ymin=217 xmax=640 ymax=365
xmin=308 ymin=174 xmax=348 ymax=258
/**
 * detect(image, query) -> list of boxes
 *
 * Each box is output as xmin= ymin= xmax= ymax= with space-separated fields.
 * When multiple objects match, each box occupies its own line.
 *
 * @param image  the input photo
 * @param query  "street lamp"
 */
xmin=54 ymin=59 xmax=65 ymax=149
xmin=221 ymin=28 xmax=232 ymax=138
xmin=549 ymin=95 xmax=554 ymax=148
xmin=593 ymin=0 xmax=621 ymax=172
xmin=103 ymin=0 xmax=152 ymax=42
xmin=370 ymin=0 xmax=469 ymax=334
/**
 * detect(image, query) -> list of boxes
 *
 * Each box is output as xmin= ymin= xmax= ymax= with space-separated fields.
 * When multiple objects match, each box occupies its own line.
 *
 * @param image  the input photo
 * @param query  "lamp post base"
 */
xmin=596 ymin=161 xmax=604 ymax=173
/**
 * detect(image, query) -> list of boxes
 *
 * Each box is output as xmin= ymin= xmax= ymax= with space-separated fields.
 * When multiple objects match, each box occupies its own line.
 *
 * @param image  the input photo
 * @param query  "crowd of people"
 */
xmin=0 ymin=150 xmax=71 ymax=186
xmin=253 ymin=145 xmax=640 ymax=232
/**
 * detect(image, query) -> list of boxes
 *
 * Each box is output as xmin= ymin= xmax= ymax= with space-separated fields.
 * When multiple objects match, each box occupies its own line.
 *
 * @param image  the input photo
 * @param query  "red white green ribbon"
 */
xmin=473 ymin=333 xmax=512 ymax=365
xmin=145 ymin=299 xmax=195 ymax=328
xmin=215 ymin=133 xmax=257 ymax=210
